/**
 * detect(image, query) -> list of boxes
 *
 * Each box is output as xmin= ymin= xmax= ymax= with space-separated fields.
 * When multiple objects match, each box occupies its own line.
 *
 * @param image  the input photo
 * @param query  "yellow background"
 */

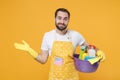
xmin=0 ymin=0 xmax=120 ymax=80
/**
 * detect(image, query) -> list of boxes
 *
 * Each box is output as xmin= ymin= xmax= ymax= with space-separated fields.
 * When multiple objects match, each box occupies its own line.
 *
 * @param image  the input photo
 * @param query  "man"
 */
xmin=14 ymin=8 xmax=105 ymax=80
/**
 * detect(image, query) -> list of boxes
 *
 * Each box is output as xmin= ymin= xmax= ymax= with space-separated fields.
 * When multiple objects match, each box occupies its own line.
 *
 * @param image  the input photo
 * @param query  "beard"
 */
xmin=55 ymin=23 xmax=67 ymax=31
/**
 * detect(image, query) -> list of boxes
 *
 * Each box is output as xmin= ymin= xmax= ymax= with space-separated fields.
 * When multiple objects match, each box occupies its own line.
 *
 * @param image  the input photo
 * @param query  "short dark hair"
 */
xmin=55 ymin=8 xmax=70 ymax=18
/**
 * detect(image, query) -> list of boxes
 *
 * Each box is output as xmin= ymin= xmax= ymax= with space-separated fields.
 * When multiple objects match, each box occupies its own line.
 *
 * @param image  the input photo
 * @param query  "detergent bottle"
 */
xmin=79 ymin=46 xmax=86 ymax=60
xmin=88 ymin=45 xmax=96 ymax=57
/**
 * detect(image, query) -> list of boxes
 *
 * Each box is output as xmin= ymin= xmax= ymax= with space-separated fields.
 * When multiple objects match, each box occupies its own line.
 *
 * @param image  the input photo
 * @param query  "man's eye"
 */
xmin=57 ymin=17 xmax=62 ymax=20
xmin=64 ymin=18 xmax=68 ymax=21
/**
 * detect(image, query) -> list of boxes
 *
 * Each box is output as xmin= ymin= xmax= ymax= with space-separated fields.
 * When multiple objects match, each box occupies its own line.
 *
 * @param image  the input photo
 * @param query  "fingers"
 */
xmin=22 ymin=40 xmax=26 ymax=44
xmin=14 ymin=42 xmax=25 ymax=50
xmin=96 ymin=50 xmax=106 ymax=62
xmin=100 ymin=53 xmax=106 ymax=62
xmin=22 ymin=40 xmax=29 ymax=47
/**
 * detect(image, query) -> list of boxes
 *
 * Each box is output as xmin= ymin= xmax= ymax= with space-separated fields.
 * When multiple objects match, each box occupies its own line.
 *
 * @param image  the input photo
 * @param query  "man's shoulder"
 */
xmin=68 ymin=29 xmax=80 ymax=35
xmin=68 ymin=29 xmax=84 ymax=39
xmin=44 ymin=29 xmax=55 ymax=37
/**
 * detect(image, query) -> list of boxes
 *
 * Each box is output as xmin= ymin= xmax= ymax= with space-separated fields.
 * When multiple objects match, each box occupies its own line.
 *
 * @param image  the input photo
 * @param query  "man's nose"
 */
xmin=60 ymin=19 xmax=64 ymax=23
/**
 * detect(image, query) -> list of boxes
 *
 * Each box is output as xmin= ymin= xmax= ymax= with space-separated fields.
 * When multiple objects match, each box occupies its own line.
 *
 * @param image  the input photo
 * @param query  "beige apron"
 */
xmin=48 ymin=31 xmax=79 ymax=80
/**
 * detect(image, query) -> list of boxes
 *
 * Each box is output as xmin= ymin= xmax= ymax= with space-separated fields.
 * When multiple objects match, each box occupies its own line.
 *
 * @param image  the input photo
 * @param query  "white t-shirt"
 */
xmin=41 ymin=29 xmax=85 ymax=55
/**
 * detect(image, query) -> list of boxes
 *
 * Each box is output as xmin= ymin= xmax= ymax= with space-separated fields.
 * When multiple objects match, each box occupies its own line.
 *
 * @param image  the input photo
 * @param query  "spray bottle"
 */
xmin=88 ymin=45 xmax=96 ymax=57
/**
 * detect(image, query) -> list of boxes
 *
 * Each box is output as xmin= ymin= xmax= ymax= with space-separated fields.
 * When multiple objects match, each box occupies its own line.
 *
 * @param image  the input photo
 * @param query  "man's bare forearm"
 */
xmin=35 ymin=50 xmax=49 ymax=64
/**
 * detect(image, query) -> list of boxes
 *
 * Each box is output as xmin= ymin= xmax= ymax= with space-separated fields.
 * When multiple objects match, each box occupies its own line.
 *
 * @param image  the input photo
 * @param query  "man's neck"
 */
xmin=56 ymin=29 xmax=68 ymax=35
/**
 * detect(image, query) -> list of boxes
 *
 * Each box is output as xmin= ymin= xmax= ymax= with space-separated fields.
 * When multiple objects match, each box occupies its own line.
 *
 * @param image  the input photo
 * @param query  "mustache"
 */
xmin=58 ymin=23 xmax=66 ymax=26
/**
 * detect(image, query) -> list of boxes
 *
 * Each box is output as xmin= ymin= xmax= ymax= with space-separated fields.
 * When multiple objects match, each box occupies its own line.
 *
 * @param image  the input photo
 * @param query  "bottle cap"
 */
xmin=81 ymin=46 xmax=87 ymax=50
xmin=89 ymin=45 xmax=96 ymax=49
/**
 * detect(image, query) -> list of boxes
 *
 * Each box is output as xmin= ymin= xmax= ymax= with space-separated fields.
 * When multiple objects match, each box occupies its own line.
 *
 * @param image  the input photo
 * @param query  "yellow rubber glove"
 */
xmin=88 ymin=50 xmax=106 ymax=64
xmin=96 ymin=50 xmax=106 ymax=62
xmin=14 ymin=40 xmax=38 ymax=58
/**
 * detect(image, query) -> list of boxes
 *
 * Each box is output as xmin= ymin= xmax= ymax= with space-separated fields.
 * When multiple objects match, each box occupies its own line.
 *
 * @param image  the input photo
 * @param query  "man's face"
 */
xmin=55 ymin=11 xmax=69 ymax=31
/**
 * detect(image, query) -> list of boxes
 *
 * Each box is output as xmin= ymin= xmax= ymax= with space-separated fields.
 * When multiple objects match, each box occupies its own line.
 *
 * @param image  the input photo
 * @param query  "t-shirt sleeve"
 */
xmin=41 ymin=33 xmax=49 ymax=50
xmin=77 ymin=32 xmax=85 ymax=46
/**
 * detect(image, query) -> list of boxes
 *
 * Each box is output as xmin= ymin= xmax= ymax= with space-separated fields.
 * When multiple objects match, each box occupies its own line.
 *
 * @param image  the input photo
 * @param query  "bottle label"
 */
xmin=88 ymin=49 xmax=96 ymax=57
